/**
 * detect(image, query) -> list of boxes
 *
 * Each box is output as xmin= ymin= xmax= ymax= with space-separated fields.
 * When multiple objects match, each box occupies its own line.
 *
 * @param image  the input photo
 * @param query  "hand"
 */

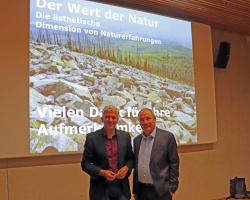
xmin=99 ymin=169 xmax=116 ymax=182
xmin=116 ymin=166 xmax=128 ymax=180
xmin=133 ymin=194 xmax=138 ymax=200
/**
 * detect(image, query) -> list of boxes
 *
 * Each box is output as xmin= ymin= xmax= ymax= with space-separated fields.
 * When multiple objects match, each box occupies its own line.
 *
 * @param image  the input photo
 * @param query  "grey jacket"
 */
xmin=133 ymin=128 xmax=179 ymax=197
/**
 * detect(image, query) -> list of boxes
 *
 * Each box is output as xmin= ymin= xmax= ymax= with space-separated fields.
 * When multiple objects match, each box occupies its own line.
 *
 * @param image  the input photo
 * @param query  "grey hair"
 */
xmin=102 ymin=105 xmax=119 ymax=117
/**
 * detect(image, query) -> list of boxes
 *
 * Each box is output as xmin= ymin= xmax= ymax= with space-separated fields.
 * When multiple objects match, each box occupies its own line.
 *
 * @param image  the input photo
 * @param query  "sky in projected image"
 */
xmin=29 ymin=0 xmax=196 ymax=153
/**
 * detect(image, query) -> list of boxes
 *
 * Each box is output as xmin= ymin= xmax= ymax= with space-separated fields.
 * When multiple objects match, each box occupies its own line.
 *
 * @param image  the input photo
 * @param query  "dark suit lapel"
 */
xmin=99 ymin=128 xmax=109 ymax=167
xmin=135 ymin=135 xmax=142 ymax=158
xmin=116 ymin=130 xmax=123 ymax=168
xmin=150 ymin=128 xmax=159 ymax=164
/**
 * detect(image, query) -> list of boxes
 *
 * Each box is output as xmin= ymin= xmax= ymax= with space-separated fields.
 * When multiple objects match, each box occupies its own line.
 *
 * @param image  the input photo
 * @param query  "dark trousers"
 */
xmin=102 ymin=181 xmax=128 ymax=200
xmin=137 ymin=182 xmax=172 ymax=200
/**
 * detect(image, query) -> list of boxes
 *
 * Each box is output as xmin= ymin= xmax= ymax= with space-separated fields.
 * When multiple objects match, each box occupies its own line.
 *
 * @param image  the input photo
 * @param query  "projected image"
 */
xmin=30 ymin=0 xmax=196 ymax=153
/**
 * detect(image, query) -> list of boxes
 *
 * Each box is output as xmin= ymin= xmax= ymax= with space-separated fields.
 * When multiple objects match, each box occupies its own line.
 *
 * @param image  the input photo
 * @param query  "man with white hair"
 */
xmin=133 ymin=108 xmax=179 ymax=200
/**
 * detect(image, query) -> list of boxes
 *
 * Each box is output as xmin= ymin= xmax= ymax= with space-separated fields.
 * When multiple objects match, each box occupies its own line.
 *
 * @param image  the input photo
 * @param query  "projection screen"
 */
xmin=30 ymin=0 xmax=199 ymax=153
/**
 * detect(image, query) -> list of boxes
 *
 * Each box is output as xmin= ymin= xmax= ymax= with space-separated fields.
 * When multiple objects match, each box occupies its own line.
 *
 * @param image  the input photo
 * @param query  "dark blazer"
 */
xmin=81 ymin=128 xmax=133 ymax=200
xmin=133 ymin=128 xmax=179 ymax=197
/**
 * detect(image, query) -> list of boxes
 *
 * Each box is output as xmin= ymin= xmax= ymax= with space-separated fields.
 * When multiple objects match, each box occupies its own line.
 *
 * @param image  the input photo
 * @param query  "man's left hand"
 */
xmin=116 ymin=166 xmax=128 ymax=179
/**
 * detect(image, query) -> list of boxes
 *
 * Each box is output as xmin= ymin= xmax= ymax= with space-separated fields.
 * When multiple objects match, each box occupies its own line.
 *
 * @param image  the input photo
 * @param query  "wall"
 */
xmin=176 ymin=29 xmax=250 ymax=199
xmin=0 ymin=1 xmax=250 ymax=200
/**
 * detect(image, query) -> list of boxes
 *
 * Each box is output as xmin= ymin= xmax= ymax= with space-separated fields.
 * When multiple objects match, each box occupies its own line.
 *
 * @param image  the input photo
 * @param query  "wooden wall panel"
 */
xmin=0 ymin=169 xmax=8 ymax=200
xmin=8 ymin=164 xmax=88 ymax=200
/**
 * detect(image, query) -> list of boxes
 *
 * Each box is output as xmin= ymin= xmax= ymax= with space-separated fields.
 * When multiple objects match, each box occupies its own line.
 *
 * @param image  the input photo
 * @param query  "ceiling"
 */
xmin=97 ymin=0 xmax=250 ymax=35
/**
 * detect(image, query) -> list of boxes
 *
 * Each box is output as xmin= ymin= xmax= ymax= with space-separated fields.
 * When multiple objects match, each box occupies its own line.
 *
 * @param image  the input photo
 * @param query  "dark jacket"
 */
xmin=81 ymin=128 xmax=133 ymax=200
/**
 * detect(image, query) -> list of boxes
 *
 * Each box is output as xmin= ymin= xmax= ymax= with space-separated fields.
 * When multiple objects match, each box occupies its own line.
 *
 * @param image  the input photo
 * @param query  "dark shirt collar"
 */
xmin=102 ymin=128 xmax=117 ymax=139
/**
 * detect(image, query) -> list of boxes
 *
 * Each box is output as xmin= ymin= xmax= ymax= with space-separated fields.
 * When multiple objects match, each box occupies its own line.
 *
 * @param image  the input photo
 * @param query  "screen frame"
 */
xmin=0 ymin=0 xmax=217 ymax=159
